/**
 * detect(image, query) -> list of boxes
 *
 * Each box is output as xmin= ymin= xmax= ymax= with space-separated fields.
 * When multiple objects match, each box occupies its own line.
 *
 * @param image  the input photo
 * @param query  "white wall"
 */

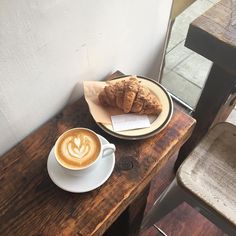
xmin=0 ymin=0 xmax=172 ymax=155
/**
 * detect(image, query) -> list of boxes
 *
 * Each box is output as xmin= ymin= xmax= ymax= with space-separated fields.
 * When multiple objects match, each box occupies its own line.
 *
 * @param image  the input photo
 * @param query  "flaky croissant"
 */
xmin=98 ymin=77 xmax=162 ymax=115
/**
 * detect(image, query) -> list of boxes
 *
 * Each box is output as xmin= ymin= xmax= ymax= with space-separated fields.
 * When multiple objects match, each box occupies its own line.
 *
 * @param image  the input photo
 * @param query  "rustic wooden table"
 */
xmin=0 ymin=72 xmax=195 ymax=236
xmin=175 ymin=0 xmax=236 ymax=170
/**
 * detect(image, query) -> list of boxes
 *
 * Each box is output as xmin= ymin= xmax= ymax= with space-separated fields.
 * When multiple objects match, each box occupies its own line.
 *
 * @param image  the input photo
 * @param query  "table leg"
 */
xmin=174 ymin=63 xmax=236 ymax=170
xmin=104 ymin=184 xmax=151 ymax=236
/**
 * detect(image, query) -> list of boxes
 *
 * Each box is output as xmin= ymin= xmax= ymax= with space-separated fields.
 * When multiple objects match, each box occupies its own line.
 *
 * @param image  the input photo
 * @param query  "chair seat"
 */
xmin=178 ymin=122 xmax=236 ymax=226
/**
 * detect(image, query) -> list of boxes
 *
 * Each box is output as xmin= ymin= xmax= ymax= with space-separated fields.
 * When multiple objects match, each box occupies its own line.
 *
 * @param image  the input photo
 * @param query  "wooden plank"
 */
xmin=140 ymin=152 xmax=228 ymax=236
xmin=105 ymin=184 xmax=151 ymax=236
xmin=185 ymin=0 xmax=236 ymax=74
xmin=0 ymin=72 xmax=195 ymax=236
xmin=178 ymin=123 xmax=236 ymax=232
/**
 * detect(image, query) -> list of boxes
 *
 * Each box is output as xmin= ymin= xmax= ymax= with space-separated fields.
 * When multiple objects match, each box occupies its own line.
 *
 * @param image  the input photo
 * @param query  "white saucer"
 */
xmin=47 ymin=135 xmax=115 ymax=193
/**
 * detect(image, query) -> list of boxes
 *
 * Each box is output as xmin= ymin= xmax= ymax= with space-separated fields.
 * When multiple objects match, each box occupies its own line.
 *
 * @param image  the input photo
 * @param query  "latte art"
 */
xmin=55 ymin=129 xmax=101 ymax=169
xmin=66 ymin=135 xmax=90 ymax=159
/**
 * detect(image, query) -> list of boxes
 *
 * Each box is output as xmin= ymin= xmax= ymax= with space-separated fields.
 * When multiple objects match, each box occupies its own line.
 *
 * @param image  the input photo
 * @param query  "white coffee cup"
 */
xmin=54 ymin=128 xmax=115 ymax=176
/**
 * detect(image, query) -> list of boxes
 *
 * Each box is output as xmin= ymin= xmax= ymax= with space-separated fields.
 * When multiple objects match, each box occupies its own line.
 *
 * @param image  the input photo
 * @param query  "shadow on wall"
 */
xmin=66 ymin=72 xmax=112 ymax=105
xmin=144 ymin=47 xmax=166 ymax=81
xmin=66 ymin=51 xmax=166 ymax=108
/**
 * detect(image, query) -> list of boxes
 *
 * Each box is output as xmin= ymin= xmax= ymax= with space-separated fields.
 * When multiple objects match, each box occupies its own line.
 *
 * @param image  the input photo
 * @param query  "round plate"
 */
xmin=47 ymin=135 xmax=115 ymax=193
xmin=97 ymin=75 xmax=173 ymax=140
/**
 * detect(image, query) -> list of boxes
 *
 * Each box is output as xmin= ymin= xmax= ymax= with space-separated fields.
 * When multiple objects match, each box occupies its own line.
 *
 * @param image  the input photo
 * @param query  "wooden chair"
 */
xmin=141 ymin=122 xmax=236 ymax=235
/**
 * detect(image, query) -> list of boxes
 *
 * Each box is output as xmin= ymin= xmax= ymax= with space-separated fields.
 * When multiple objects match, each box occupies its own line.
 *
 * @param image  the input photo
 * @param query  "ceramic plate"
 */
xmin=97 ymin=75 xmax=173 ymax=140
xmin=47 ymin=135 xmax=115 ymax=193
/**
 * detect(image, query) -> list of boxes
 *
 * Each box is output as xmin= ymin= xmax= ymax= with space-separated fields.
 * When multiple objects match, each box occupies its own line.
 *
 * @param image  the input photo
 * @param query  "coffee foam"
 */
xmin=55 ymin=129 xmax=101 ymax=169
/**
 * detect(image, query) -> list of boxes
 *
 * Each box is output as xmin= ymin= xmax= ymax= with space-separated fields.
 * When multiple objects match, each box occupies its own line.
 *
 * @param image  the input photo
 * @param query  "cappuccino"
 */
xmin=55 ymin=128 xmax=101 ymax=170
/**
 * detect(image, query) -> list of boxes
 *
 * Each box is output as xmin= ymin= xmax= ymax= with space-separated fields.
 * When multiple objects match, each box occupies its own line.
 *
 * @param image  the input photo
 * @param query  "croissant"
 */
xmin=98 ymin=77 xmax=162 ymax=116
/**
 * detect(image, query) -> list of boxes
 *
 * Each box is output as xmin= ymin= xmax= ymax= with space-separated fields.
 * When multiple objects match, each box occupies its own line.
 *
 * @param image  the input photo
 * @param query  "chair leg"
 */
xmin=141 ymin=179 xmax=184 ymax=231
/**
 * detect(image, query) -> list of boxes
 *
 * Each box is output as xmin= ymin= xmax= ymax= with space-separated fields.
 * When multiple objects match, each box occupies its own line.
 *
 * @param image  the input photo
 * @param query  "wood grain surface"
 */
xmin=178 ymin=123 xmax=236 ymax=233
xmin=0 ymin=72 xmax=195 ymax=236
xmin=141 ymin=152 xmax=228 ymax=236
xmin=185 ymin=0 xmax=236 ymax=74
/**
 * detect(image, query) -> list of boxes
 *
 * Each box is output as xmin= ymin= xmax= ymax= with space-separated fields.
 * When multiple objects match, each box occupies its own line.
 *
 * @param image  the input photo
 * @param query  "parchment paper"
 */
xmin=83 ymin=80 xmax=124 ymax=124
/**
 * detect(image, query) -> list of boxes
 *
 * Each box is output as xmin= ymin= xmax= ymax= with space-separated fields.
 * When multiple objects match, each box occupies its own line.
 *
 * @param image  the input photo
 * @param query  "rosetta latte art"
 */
xmin=66 ymin=136 xmax=90 ymax=159
xmin=62 ymin=134 xmax=94 ymax=161
xmin=56 ymin=130 xmax=101 ymax=169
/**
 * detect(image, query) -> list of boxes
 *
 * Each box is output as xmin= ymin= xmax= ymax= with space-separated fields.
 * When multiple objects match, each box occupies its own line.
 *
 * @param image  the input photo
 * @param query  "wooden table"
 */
xmin=0 ymin=72 xmax=195 ymax=236
xmin=175 ymin=0 xmax=236 ymax=170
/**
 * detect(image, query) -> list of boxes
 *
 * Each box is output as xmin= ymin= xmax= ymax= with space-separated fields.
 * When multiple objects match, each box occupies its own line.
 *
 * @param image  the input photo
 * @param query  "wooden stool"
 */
xmin=141 ymin=122 xmax=236 ymax=235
